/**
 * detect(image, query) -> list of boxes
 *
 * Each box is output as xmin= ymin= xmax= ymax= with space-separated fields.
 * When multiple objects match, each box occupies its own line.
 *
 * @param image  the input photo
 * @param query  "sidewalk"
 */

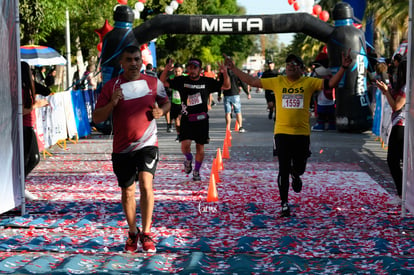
xmin=0 ymin=93 xmax=413 ymax=274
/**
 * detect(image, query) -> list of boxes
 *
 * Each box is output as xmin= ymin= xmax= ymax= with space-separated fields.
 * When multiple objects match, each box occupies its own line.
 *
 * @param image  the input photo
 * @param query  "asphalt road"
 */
xmin=152 ymin=90 xmax=395 ymax=195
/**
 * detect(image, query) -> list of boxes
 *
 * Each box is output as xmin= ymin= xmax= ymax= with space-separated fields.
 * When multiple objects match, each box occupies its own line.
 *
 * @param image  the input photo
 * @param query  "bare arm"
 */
xmin=239 ymin=78 xmax=251 ymax=99
xmin=376 ymin=81 xmax=406 ymax=111
xmin=223 ymin=54 xmax=262 ymax=88
xmin=327 ymin=49 xmax=353 ymax=89
xmin=92 ymin=87 xmax=123 ymax=124
xmin=23 ymin=99 xmax=49 ymax=115
xmin=159 ymin=60 xmax=174 ymax=88
xmin=217 ymin=61 xmax=230 ymax=90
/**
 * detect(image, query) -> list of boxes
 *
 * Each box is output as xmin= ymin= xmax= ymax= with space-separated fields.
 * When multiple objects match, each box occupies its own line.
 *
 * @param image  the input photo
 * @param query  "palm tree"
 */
xmin=365 ymin=0 xmax=409 ymax=57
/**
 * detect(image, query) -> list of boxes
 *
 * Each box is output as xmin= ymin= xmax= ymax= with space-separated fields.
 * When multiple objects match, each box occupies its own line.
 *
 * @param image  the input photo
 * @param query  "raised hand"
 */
xmin=112 ymin=87 xmax=123 ymax=107
xmin=163 ymin=58 xmax=174 ymax=73
xmin=223 ymin=53 xmax=235 ymax=70
xmin=217 ymin=60 xmax=228 ymax=74
xmin=376 ymin=80 xmax=389 ymax=94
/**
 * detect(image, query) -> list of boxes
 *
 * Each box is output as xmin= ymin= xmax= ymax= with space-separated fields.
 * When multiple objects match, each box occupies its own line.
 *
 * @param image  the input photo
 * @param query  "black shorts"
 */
xmin=274 ymin=134 xmax=311 ymax=175
xmin=170 ymin=103 xmax=181 ymax=120
xmin=265 ymin=90 xmax=275 ymax=103
xmin=179 ymin=115 xmax=210 ymax=144
xmin=112 ymin=146 xmax=159 ymax=188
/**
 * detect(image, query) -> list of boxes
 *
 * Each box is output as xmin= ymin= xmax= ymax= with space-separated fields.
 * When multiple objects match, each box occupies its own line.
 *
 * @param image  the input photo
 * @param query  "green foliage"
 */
xmin=19 ymin=0 xmax=409 ymax=70
xmin=17 ymin=0 xmax=262 ymax=68
xmin=19 ymin=0 xmax=46 ymax=44
xmin=19 ymin=0 xmax=113 ymax=61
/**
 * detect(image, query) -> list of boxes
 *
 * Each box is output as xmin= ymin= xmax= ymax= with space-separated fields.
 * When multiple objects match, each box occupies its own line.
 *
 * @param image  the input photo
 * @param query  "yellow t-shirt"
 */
xmin=261 ymin=76 xmax=323 ymax=135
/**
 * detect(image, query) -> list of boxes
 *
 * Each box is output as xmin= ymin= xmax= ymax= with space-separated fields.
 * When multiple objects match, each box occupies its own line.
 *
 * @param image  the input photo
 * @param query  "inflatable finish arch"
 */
xmin=132 ymin=13 xmax=334 ymax=44
xmin=102 ymin=2 xmax=372 ymax=132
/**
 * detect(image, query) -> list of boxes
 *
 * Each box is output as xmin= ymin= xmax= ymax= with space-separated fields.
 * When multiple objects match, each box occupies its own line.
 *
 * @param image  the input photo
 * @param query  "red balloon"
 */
xmin=140 ymin=44 xmax=153 ymax=66
xmin=138 ymin=0 xmax=146 ymax=3
xmin=313 ymin=4 xmax=322 ymax=15
xmin=94 ymin=19 xmax=113 ymax=42
xmin=288 ymin=0 xmax=295 ymax=5
xmin=176 ymin=0 xmax=184 ymax=4
xmin=117 ymin=0 xmax=127 ymax=4
xmin=293 ymin=2 xmax=300 ymax=11
xmin=97 ymin=42 xmax=102 ymax=52
xmin=319 ymin=10 xmax=330 ymax=22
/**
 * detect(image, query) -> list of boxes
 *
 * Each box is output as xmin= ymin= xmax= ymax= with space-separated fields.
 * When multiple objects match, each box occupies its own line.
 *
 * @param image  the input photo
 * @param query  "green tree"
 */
xmin=287 ymin=0 xmax=409 ymax=62
xmin=18 ymin=0 xmax=258 ymax=68
xmin=153 ymin=0 xmax=254 ymax=68
xmin=19 ymin=0 xmax=68 ymax=45
xmin=19 ymin=0 xmax=114 ymax=62
xmin=365 ymin=0 xmax=408 ymax=57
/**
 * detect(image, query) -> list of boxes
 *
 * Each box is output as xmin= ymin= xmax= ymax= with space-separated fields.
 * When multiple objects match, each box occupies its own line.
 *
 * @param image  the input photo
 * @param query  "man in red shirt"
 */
xmin=93 ymin=45 xmax=170 ymax=253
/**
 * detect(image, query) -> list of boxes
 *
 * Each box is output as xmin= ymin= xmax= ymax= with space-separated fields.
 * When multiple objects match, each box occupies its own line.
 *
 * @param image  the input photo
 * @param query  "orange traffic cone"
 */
xmin=222 ymin=139 xmax=230 ymax=159
xmin=225 ymin=128 xmax=232 ymax=147
xmin=234 ymin=120 xmax=240 ymax=132
xmin=212 ymin=158 xmax=221 ymax=183
xmin=216 ymin=148 xmax=223 ymax=171
xmin=207 ymin=173 xmax=218 ymax=202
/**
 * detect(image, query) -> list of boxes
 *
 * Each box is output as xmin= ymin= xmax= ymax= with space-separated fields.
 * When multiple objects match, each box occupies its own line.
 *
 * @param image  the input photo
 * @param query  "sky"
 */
xmin=237 ymin=0 xmax=295 ymax=45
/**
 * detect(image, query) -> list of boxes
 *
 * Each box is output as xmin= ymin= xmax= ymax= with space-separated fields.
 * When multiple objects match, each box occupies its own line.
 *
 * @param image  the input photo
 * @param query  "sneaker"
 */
xmin=140 ymin=233 xmax=156 ymax=253
xmin=280 ymin=202 xmax=290 ymax=217
xmin=184 ymin=159 xmax=192 ymax=174
xmin=311 ymin=123 xmax=325 ymax=132
xmin=175 ymin=135 xmax=180 ymax=142
xmin=167 ymin=124 xmax=173 ymax=133
xmin=238 ymin=127 xmax=246 ymax=133
xmin=193 ymin=170 xmax=201 ymax=181
xmin=124 ymin=231 xmax=140 ymax=253
xmin=291 ymin=173 xmax=303 ymax=193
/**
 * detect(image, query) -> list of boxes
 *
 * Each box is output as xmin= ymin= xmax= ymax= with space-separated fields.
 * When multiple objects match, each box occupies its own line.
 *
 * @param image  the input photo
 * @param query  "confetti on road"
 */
xmin=1 ymin=139 xmax=414 ymax=274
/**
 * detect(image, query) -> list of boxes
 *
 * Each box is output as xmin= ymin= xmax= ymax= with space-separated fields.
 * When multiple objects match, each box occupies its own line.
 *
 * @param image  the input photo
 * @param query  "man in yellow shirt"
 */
xmin=224 ymin=51 xmax=352 ymax=217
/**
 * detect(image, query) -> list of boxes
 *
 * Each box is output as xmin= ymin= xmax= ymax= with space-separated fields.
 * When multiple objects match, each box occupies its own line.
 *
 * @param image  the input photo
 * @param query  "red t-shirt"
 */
xmin=95 ymin=74 xmax=169 ymax=153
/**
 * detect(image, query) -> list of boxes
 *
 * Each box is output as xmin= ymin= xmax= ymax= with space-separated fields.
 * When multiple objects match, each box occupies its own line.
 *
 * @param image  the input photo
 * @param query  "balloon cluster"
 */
xmin=132 ymin=0 xmax=146 ymax=19
xmin=165 ymin=0 xmax=184 ymax=15
xmin=95 ymin=1 xmax=185 ymax=52
xmin=124 ymin=0 xmax=184 ymax=19
xmin=288 ymin=0 xmax=329 ymax=22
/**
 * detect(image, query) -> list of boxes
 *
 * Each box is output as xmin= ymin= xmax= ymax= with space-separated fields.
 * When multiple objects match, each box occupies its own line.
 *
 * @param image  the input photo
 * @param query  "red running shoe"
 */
xmin=140 ymin=233 xmax=157 ymax=253
xmin=124 ymin=231 xmax=139 ymax=253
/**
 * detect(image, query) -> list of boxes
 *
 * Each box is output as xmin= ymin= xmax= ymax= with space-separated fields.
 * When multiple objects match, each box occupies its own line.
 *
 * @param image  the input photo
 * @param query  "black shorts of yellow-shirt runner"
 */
xmin=179 ymin=114 xmax=210 ymax=144
xmin=274 ymin=134 xmax=311 ymax=202
xmin=112 ymin=146 xmax=159 ymax=188
xmin=265 ymin=90 xmax=275 ymax=104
